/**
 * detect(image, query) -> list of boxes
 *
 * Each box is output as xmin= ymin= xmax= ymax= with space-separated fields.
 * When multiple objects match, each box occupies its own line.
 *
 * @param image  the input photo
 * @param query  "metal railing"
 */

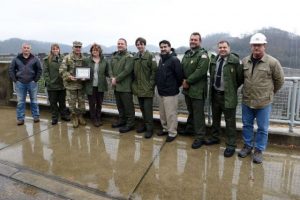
xmin=36 ymin=76 xmax=300 ymax=132
xmin=2 ymin=59 xmax=300 ymax=133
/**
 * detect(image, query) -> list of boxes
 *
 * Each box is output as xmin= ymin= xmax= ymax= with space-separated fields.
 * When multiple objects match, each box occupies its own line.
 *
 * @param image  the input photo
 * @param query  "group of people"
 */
xmin=8 ymin=32 xmax=284 ymax=164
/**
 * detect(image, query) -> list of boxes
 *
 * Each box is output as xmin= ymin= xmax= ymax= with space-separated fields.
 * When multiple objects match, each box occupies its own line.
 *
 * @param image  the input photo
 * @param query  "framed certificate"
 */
xmin=75 ymin=67 xmax=90 ymax=79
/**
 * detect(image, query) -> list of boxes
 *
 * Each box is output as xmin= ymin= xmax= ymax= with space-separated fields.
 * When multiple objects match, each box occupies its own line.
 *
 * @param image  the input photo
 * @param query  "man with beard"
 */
xmin=156 ymin=40 xmax=183 ymax=142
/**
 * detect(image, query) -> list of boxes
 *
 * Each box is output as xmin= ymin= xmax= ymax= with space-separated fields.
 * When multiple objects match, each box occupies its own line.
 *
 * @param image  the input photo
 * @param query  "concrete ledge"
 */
xmin=0 ymin=160 xmax=116 ymax=200
xmin=12 ymin=172 xmax=113 ymax=200
xmin=0 ymin=162 xmax=19 ymax=177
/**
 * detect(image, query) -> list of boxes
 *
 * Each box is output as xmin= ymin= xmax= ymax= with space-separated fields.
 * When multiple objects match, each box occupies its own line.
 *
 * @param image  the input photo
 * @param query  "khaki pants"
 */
xmin=158 ymin=94 xmax=178 ymax=137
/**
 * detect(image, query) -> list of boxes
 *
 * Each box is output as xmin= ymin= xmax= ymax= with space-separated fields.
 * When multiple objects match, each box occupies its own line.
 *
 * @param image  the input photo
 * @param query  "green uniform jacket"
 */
xmin=181 ymin=47 xmax=210 ymax=99
xmin=210 ymin=53 xmax=244 ymax=108
xmin=111 ymin=50 xmax=134 ymax=92
xmin=84 ymin=56 xmax=111 ymax=95
xmin=43 ymin=54 xmax=65 ymax=90
xmin=59 ymin=52 xmax=87 ymax=90
xmin=132 ymin=50 xmax=157 ymax=97
xmin=242 ymin=54 xmax=284 ymax=109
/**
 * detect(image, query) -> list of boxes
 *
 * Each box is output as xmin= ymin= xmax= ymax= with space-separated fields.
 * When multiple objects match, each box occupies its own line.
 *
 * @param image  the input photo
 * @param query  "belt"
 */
xmin=213 ymin=89 xmax=224 ymax=95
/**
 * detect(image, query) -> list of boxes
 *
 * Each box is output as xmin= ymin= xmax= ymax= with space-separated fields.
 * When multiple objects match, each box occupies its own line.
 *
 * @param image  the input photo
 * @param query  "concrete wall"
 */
xmin=0 ymin=62 xmax=13 ymax=105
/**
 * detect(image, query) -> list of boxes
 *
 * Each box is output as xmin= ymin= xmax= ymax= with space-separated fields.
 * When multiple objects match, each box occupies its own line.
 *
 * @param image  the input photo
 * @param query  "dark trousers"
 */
xmin=114 ymin=91 xmax=135 ymax=127
xmin=185 ymin=95 xmax=206 ymax=140
xmin=138 ymin=97 xmax=153 ymax=131
xmin=211 ymin=91 xmax=237 ymax=149
xmin=47 ymin=90 xmax=68 ymax=120
xmin=87 ymin=87 xmax=104 ymax=122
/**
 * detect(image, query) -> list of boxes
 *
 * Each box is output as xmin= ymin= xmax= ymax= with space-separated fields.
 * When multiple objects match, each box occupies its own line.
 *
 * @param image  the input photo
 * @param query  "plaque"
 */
xmin=75 ymin=67 xmax=90 ymax=79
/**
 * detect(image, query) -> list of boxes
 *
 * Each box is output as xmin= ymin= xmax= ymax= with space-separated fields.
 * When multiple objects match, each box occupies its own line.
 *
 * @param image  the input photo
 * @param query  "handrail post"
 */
xmin=289 ymin=79 xmax=298 ymax=132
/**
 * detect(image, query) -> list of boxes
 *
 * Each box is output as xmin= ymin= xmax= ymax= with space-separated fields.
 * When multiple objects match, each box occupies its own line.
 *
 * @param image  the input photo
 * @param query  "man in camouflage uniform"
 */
xmin=132 ymin=37 xmax=157 ymax=138
xmin=59 ymin=41 xmax=87 ymax=128
xmin=180 ymin=32 xmax=210 ymax=149
xmin=111 ymin=38 xmax=135 ymax=133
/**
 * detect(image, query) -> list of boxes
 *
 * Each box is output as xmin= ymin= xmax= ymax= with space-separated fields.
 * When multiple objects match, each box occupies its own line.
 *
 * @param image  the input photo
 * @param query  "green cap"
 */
xmin=73 ymin=41 xmax=82 ymax=47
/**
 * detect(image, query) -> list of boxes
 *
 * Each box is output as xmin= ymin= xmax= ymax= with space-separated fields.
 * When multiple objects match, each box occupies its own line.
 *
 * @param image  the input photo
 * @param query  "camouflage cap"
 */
xmin=73 ymin=41 xmax=82 ymax=47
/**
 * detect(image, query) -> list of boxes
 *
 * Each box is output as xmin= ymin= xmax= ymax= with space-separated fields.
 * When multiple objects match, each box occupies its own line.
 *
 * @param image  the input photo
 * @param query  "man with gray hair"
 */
xmin=9 ymin=43 xmax=42 ymax=125
xmin=238 ymin=33 xmax=284 ymax=164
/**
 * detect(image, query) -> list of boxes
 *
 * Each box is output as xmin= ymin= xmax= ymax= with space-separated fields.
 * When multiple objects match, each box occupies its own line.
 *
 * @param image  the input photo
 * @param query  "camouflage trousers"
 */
xmin=66 ymin=89 xmax=86 ymax=114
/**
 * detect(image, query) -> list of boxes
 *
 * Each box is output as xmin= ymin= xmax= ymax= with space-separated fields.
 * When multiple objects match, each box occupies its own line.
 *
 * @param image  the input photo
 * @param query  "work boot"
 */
xmin=238 ymin=145 xmax=252 ymax=158
xmin=253 ymin=148 xmax=263 ymax=164
xmin=17 ymin=120 xmax=24 ymax=126
xmin=71 ymin=113 xmax=79 ymax=128
xmin=78 ymin=114 xmax=86 ymax=125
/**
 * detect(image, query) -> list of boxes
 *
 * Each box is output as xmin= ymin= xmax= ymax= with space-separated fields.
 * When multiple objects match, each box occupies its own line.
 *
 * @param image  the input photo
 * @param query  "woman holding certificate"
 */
xmin=84 ymin=43 xmax=111 ymax=127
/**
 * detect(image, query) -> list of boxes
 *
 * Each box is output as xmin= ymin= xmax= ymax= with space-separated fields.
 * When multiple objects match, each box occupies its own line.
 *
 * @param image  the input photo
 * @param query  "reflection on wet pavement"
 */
xmin=132 ymin=143 xmax=300 ymax=200
xmin=0 ymin=106 xmax=299 ymax=199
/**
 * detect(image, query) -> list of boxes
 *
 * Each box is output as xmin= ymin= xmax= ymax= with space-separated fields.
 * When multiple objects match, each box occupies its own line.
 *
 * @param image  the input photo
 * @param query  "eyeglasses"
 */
xmin=74 ymin=46 xmax=81 ymax=48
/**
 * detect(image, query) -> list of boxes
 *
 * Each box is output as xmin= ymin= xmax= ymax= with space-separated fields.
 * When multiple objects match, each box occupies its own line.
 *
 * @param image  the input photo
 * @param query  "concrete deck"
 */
xmin=0 ymin=106 xmax=300 ymax=200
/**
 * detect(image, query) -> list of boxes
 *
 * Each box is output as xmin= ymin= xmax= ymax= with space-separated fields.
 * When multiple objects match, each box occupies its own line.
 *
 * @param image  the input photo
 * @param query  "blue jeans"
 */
xmin=242 ymin=103 xmax=272 ymax=151
xmin=15 ymin=81 xmax=40 ymax=121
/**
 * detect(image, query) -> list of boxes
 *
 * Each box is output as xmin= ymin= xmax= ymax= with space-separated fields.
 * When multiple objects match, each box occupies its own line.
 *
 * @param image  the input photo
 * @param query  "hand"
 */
xmin=111 ymin=77 xmax=117 ymax=86
xmin=182 ymin=79 xmax=189 ymax=89
xmin=69 ymin=75 xmax=76 ymax=81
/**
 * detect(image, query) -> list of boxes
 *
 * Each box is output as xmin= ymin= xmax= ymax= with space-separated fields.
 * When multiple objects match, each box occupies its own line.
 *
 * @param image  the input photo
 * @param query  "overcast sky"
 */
xmin=1 ymin=0 xmax=299 ymax=47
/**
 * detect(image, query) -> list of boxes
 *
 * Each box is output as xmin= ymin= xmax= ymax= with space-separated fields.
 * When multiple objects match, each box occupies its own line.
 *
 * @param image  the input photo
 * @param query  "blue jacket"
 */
xmin=9 ymin=54 xmax=42 ymax=83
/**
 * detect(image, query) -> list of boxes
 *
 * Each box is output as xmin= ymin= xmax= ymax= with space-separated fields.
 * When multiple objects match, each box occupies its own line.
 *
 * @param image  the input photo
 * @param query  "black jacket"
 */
xmin=9 ymin=54 xmax=42 ymax=83
xmin=156 ymin=52 xmax=183 ymax=96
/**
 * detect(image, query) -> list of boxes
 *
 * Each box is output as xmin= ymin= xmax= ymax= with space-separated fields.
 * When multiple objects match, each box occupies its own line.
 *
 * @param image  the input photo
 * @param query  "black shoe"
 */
xmin=17 ymin=120 xmax=24 ymax=125
xmin=224 ymin=148 xmax=235 ymax=157
xmin=119 ymin=126 xmax=134 ymax=133
xmin=136 ymin=126 xmax=146 ymax=133
xmin=166 ymin=135 xmax=177 ymax=142
xmin=61 ymin=115 xmax=70 ymax=121
xmin=144 ymin=131 xmax=153 ymax=139
xmin=93 ymin=120 xmax=100 ymax=127
xmin=112 ymin=121 xmax=126 ymax=128
xmin=205 ymin=138 xmax=221 ymax=145
xmin=52 ymin=119 xmax=58 ymax=125
xmin=157 ymin=130 xmax=168 ymax=136
xmin=178 ymin=129 xmax=194 ymax=136
xmin=192 ymin=139 xmax=205 ymax=149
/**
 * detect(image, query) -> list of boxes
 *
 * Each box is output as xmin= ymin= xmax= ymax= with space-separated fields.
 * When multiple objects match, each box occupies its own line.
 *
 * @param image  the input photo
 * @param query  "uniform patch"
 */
xmin=152 ymin=57 xmax=156 ymax=61
xmin=201 ymin=54 xmax=208 ymax=58
xmin=239 ymin=60 xmax=242 ymax=64
xmin=191 ymin=60 xmax=194 ymax=64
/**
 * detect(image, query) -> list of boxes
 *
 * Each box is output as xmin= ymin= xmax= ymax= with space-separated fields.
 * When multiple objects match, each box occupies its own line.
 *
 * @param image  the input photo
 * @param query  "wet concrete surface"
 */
xmin=0 ymin=106 xmax=300 ymax=200
xmin=0 ymin=175 xmax=66 ymax=200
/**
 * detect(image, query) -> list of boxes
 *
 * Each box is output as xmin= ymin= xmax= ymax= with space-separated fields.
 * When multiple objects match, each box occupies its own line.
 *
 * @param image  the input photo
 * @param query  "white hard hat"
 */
xmin=249 ymin=33 xmax=267 ymax=44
